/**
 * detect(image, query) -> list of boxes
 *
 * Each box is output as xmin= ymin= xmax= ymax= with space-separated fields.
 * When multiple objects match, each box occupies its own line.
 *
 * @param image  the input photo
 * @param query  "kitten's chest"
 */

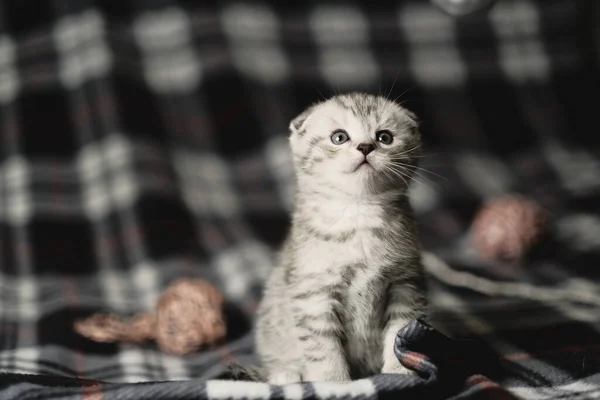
xmin=340 ymin=266 xmax=388 ymax=376
xmin=295 ymin=231 xmax=390 ymax=323
xmin=296 ymin=228 xmax=392 ymax=273
xmin=341 ymin=267 xmax=387 ymax=328
xmin=296 ymin=201 xmax=402 ymax=266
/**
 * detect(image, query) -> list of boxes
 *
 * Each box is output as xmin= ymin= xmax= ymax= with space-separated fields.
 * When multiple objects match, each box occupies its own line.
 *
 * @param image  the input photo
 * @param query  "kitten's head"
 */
xmin=289 ymin=92 xmax=420 ymax=195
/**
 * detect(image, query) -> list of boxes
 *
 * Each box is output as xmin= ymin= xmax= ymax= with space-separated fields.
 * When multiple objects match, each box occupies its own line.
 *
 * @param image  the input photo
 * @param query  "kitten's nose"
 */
xmin=357 ymin=143 xmax=375 ymax=156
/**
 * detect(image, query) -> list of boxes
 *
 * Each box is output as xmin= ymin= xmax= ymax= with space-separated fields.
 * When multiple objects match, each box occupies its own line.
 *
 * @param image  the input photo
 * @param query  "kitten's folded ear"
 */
xmin=405 ymin=109 xmax=420 ymax=128
xmin=404 ymin=109 xmax=421 ymax=135
xmin=289 ymin=106 xmax=315 ymax=136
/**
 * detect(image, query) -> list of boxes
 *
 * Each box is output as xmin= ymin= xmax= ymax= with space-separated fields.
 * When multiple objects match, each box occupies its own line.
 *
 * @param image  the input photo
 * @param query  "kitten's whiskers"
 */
xmin=384 ymin=163 xmax=439 ymax=192
xmin=380 ymin=164 xmax=409 ymax=188
xmin=389 ymin=144 xmax=422 ymax=157
xmin=389 ymin=161 xmax=448 ymax=182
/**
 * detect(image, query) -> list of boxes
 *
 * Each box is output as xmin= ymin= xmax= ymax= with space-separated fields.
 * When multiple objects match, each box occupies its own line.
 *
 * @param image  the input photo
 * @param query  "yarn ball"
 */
xmin=74 ymin=278 xmax=226 ymax=355
xmin=470 ymin=195 xmax=546 ymax=261
xmin=155 ymin=278 xmax=226 ymax=355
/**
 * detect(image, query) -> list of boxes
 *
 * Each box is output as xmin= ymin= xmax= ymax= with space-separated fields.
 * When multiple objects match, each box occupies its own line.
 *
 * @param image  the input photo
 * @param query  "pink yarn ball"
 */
xmin=471 ymin=195 xmax=546 ymax=261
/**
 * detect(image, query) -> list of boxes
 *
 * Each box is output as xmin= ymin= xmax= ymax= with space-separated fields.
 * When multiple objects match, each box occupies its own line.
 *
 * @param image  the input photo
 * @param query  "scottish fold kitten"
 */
xmin=255 ymin=92 xmax=428 ymax=384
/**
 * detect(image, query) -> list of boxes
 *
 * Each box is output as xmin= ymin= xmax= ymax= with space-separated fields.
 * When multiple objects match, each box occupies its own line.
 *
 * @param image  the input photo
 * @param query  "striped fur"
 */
xmin=255 ymin=93 xmax=428 ymax=384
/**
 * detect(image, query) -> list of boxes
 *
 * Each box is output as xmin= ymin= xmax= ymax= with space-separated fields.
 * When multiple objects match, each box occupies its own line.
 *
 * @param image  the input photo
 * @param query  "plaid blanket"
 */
xmin=1 ymin=0 xmax=600 ymax=398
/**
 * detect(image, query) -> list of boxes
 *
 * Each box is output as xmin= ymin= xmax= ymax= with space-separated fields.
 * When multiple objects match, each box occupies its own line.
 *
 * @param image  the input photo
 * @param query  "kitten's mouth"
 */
xmin=354 ymin=159 xmax=373 ymax=172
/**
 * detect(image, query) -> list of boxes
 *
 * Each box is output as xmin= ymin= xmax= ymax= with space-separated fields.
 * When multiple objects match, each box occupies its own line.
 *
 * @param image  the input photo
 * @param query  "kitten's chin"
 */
xmin=350 ymin=159 xmax=376 ymax=174
xmin=354 ymin=162 xmax=373 ymax=173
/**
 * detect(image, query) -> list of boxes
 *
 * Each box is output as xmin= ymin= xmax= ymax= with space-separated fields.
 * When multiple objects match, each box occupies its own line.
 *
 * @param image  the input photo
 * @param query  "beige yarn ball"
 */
xmin=154 ymin=279 xmax=226 ymax=355
xmin=74 ymin=278 xmax=226 ymax=355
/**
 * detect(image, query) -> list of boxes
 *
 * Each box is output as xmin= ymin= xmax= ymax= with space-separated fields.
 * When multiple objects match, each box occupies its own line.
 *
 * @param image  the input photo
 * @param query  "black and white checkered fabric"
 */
xmin=1 ymin=0 xmax=600 ymax=398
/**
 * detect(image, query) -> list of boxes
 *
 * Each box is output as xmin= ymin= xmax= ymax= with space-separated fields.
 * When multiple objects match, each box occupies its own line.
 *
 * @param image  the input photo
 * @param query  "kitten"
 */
xmin=255 ymin=92 xmax=428 ymax=384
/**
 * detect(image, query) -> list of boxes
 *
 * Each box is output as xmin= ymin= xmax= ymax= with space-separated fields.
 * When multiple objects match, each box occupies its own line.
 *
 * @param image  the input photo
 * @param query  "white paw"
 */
xmin=303 ymin=367 xmax=351 ymax=383
xmin=268 ymin=370 xmax=302 ymax=385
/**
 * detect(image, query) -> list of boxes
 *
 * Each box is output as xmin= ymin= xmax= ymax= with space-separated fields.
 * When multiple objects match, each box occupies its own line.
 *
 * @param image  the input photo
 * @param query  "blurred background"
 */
xmin=1 ymin=0 xmax=600 ymax=395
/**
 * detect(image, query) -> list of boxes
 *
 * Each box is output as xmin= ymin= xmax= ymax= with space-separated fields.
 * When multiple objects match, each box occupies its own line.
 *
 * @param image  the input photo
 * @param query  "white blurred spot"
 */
xmin=0 ymin=36 xmax=19 ymax=104
xmin=18 ymin=278 xmax=38 ymax=319
xmin=311 ymin=5 xmax=378 ymax=88
xmin=221 ymin=3 xmax=280 ymax=40
xmin=557 ymin=214 xmax=600 ymax=252
xmin=399 ymin=3 xmax=466 ymax=86
xmin=133 ymin=7 xmax=201 ymax=93
xmin=3 ymin=156 xmax=31 ymax=225
xmin=132 ymin=261 xmax=159 ymax=310
xmin=455 ymin=152 xmax=512 ymax=196
xmin=544 ymin=141 xmax=600 ymax=194
xmin=410 ymin=181 xmax=439 ymax=214
xmin=213 ymin=241 xmax=273 ymax=301
xmin=310 ymin=5 xmax=369 ymax=45
xmin=230 ymin=45 xmax=290 ymax=84
xmin=222 ymin=3 xmax=289 ymax=83
xmin=119 ymin=349 xmax=152 ymax=382
xmin=133 ymin=7 xmax=192 ymax=50
xmin=54 ymin=10 xmax=112 ymax=88
xmin=173 ymin=150 xmax=240 ymax=217
xmin=320 ymin=48 xmax=379 ymax=88
xmin=143 ymin=49 xmax=202 ymax=93
xmin=489 ymin=0 xmax=550 ymax=83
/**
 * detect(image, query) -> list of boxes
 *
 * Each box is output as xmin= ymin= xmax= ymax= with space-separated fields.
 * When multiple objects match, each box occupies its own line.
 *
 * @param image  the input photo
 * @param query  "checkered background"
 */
xmin=1 ymin=0 xmax=600 ymax=398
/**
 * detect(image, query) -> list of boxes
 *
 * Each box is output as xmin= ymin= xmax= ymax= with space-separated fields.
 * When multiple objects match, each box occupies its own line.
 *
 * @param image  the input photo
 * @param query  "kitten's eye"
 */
xmin=330 ymin=130 xmax=350 ymax=145
xmin=376 ymin=130 xmax=393 ymax=145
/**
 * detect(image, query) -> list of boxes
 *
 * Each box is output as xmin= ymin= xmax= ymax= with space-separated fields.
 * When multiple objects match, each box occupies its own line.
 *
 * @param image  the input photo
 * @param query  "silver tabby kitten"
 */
xmin=255 ymin=92 xmax=428 ymax=384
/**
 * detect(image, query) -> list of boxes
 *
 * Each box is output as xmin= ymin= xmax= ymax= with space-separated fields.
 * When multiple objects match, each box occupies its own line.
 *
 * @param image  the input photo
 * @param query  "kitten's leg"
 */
xmin=268 ymin=370 xmax=302 ymax=385
xmin=292 ymin=293 xmax=350 ymax=382
xmin=381 ymin=282 xmax=427 ymax=375
xmin=255 ymin=270 xmax=304 ymax=385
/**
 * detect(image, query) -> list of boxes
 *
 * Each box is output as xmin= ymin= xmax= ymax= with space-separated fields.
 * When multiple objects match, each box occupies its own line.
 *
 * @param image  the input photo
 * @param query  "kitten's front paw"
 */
xmin=268 ymin=370 xmax=302 ymax=385
xmin=303 ymin=366 xmax=351 ymax=383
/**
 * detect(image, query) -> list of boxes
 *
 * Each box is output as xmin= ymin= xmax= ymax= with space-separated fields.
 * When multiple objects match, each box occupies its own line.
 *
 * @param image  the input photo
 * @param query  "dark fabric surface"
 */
xmin=0 ymin=319 xmax=518 ymax=399
xmin=1 ymin=0 xmax=600 ymax=398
